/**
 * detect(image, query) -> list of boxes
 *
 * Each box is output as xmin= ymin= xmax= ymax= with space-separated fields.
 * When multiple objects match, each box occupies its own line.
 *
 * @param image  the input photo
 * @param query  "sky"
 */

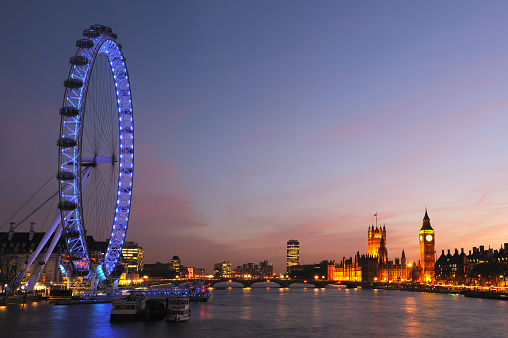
xmin=2 ymin=1 xmax=508 ymax=274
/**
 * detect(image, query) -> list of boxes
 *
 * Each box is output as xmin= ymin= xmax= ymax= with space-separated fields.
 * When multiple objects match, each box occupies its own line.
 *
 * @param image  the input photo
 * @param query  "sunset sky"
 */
xmin=2 ymin=1 xmax=508 ymax=273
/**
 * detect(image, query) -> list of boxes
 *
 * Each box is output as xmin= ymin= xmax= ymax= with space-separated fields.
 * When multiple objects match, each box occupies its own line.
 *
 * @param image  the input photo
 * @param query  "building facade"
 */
xmin=435 ymin=244 xmax=508 ymax=286
xmin=214 ymin=261 xmax=232 ymax=278
xmin=435 ymin=249 xmax=466 ymax=284
xmin=121 ymin=241 xmax=144 ymax=273
xmin=234 ymin=260 xmax=274 ymax=278
xmin=287 ymin=239 xmax=299 ymax=273
xmin=419 ymin=209 xmax=435 ymax=283
xmin=171 ymin=255 xmax=181 ymax=275
xmin=368 ymin=225 xmax=385 ymax=257
xmin=0 ymin=223 xmax=67 ymax=287
xmin=327 ymin=225 xmax=409 ymax=282
xmin=368 ymin=225 xmax=388 ymax=264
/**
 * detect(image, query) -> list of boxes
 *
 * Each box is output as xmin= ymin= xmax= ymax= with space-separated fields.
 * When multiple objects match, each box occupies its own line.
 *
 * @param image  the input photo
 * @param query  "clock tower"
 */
xmin=419 ymin=209 xmax=435 ymax=283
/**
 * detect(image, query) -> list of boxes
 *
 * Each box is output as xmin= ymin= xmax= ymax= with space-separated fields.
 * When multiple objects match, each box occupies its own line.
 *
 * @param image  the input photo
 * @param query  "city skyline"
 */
xmin=2 ymin=2 xmax=508 ymax=274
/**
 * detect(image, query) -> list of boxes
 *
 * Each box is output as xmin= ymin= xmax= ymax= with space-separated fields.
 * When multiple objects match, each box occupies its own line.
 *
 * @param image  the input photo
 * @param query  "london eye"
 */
xmin=19 ymin=25 xmax=134 ymax=289
xmin=56 ymin=24 xmax=134 ymax=283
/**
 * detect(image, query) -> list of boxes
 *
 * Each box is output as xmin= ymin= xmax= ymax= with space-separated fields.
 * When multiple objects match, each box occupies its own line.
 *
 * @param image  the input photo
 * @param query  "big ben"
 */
xmin=419 ymin=209 xmax=435 ymax=283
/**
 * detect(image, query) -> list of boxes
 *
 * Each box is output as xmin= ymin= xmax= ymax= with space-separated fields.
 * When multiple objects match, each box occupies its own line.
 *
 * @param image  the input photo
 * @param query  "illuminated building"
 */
xmin=368 ymin=225 xmax=387 ymax=262
xmin=171 ymin=255 xmax=181 ymax=275
xmin=287 ymin=239 xmax=300 ymax=273
xmin=185 ymin=266 xmax=206 ymax=279
xmin=419 ymin=209 xmax=435 ymax=283
xmin=214 ymin=261 xmax=232 ymax=278
xmin=121 ymin=241 xmax=144 ymax=273
xmin=328 ymin=225 xmax=408 ymax=282
xmin=234 ymin=260 xmax=274 ymax=278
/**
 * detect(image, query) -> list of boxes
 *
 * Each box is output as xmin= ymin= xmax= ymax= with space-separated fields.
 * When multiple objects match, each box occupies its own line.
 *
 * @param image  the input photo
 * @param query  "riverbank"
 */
xmin=0 ymin=293 xmax=45 ymax=306
xmin=369 ymin=282 xmax=463 ymax=294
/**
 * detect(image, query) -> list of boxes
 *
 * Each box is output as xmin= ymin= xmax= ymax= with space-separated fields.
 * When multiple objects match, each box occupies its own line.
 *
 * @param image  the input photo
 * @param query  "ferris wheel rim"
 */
xmin=57 ymin=25 xmax=133 ymax=280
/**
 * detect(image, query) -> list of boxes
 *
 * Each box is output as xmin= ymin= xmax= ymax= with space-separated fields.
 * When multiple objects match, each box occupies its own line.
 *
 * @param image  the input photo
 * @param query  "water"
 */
xmin=1 ymin=287 xmax=507 ymax=337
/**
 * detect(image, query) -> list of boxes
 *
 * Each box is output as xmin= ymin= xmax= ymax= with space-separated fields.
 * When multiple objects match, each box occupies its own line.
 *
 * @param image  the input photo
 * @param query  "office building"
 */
xmin=121 ymin=241 xmax=144 ymax=273
xmin=287 ymin=239 xmax=300 ymax=273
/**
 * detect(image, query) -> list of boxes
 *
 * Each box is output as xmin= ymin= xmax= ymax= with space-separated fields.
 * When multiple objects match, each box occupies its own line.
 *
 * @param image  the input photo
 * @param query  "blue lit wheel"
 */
xmin=57 ymin=25 xmax=133 ymax=282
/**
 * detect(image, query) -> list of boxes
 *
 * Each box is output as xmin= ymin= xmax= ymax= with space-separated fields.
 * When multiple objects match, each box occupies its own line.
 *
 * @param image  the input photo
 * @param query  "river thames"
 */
xmin=1 ymin=287 xmax=507 ymax=337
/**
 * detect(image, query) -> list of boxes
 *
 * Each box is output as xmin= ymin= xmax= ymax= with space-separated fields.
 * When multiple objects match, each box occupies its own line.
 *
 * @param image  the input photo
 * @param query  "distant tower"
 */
xmin=419 ymin=209 xmax=435 ymax=283
xmin=287 ymin=240 xmax=300 ymax=273
xmin=171 ymin=255 xmax=181 ymax=274
xmin=377 ymin=236 xmax=388 ymax=264
xmin=368 ymin=225 xmax=387 ymax=259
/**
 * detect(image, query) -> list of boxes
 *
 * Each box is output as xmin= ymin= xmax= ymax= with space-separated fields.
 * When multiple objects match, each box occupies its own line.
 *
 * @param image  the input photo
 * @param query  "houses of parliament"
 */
xmin=327 ymin=210 xmax=435 ymax=283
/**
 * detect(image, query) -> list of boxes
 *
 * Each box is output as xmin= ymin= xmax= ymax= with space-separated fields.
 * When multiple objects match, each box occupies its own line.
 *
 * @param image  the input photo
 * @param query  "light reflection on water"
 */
xmin=403 ymin=295 xmax=420 ymax=337
xmin=1 ymin=288 xmax=508 ymax=337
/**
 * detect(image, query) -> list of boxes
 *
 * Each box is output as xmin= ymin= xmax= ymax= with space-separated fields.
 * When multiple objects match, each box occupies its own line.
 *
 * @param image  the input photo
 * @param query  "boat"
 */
xmin=178 ymin=280 xmax=211 ymax=301
xmin=143 ymin=298 xmax=167 ymax=320
xmin=110 ymin=293 xmax=147 ymax=320
xmin=166 ymin=297 xmax=190 ymax=322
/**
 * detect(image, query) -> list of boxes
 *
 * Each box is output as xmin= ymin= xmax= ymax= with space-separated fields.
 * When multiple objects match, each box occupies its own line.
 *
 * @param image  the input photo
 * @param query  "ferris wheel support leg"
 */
xmin=26 ymin=223 xmax=63 ymax=292
xmin=18 ymin=212 xmax=62 ymax=286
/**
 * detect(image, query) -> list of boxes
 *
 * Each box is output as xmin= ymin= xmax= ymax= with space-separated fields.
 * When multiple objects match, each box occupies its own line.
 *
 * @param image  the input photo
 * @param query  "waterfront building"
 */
xmin=185 ymin=266 xmax=206 ymax=279
xmin=214 ymin=261 xmax=232 ymax=278
xmin=0 ymin=222 xmax=66 ymax=285
xmin=288 ymin=260 xmax=328 ymax=280
xmin=121 ymin=241 xmax=144 ymax=273
xmin=234 ymin=260 xmax=274 ymax=278
xmin=327 ymin=224 xmax=408 ymax=282
xmin=328 ymin=250 xmax=408 ymax=282
xmin=435 ymin=249 xmax=466 ymax=284
xmin=419 ymin=209 xmax=435 ymax=283
xmin=287 ymin=239 xmax=299 ymax=273
xmin=141 ymin=261 xmax=174 ymax=278
xmin=435 ymin=244 xmax=508 ymax=286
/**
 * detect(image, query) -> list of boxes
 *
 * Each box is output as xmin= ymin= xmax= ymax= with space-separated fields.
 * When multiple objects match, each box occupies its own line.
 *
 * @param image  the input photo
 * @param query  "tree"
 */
xmin=0 ymin=254 xmax=24 ymax=295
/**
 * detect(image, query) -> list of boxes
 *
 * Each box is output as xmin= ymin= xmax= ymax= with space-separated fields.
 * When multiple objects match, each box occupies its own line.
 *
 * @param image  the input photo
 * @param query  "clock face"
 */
xmin=419 ymin=235 xmax=423 ymax=242
xmin=426 ymin=234 xmax=433 ymax=242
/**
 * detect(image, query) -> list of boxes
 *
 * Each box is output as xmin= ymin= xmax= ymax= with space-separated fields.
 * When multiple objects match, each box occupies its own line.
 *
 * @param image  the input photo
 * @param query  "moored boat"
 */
xmin=110 ymin=293 xmax=147 ymax=320
xmin=144 ymin=298 xmax=167 ymax=320
xmin=166 ymin=297 xmax=190 ymax=322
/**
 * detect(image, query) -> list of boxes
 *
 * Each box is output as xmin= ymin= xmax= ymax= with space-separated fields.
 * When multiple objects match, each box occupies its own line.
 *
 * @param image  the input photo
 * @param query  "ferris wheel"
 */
xmin=17 ymin=25 xmax=134 ymax=290
xmin=56 ymin=24 xmax=134 ymax=281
